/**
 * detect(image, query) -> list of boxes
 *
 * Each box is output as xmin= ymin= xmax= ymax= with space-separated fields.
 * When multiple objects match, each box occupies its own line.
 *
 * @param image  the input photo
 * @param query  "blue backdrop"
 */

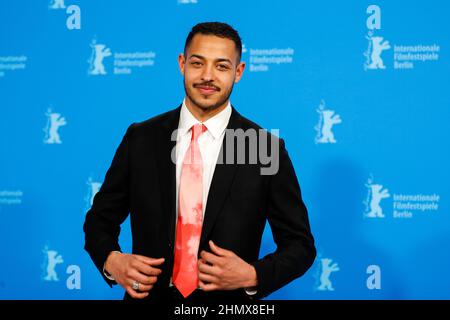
xmin=1 ymin=0 xmax=449 ymax=300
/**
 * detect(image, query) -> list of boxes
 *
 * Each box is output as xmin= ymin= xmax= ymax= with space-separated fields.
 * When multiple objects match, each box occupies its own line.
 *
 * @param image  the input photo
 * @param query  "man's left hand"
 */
xmin=198 ymin=240 xmax=258 ymax=291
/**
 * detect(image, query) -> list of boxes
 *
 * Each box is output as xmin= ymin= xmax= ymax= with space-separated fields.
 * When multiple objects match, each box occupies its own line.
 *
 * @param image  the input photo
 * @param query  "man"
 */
xmin=83 ymin=22 xmax=316 ymax=302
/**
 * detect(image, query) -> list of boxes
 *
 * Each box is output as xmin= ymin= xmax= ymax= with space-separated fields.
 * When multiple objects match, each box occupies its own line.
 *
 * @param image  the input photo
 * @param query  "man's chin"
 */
xmin=192 ymin=97 xmax=221 ymax=110
xmin=197 ymin=104 xmax=217 ymax=111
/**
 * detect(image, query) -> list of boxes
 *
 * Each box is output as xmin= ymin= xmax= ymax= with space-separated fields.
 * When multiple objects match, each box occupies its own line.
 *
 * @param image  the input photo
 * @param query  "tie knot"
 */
xmin=191 ymin=123 xmax=207 ymax=142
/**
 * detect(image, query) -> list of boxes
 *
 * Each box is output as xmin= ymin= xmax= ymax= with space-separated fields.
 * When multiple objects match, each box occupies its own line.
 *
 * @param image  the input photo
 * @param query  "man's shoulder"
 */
xmin=234 ymin=109 xmax=281 ymax=141
xmin=128 ymin=106 xmax=180 ymax=135
xmin=236 ymin=112 xmax=263 ymax=131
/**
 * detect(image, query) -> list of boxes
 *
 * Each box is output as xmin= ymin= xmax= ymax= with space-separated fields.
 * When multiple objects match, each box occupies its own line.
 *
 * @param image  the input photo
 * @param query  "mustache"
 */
xmin=193 ymin=82 xmax=220 ymax=91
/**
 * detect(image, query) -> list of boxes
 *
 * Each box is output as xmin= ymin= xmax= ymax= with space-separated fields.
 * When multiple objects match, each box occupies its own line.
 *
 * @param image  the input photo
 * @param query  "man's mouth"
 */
xmin=194 ymin=84 xmax=219 ymax=95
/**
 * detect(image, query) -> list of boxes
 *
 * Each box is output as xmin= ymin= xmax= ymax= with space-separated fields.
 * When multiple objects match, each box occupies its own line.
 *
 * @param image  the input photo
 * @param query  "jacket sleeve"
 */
xmin=83 ymin=124 xmax=135 ymax=287
xmin=250 ymin=138 xmax=316 ymax=299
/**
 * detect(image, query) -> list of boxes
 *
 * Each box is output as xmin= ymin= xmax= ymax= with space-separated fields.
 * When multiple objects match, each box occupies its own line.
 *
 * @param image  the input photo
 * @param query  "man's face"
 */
xmin=178 ymin=34 xmax=245 ymax=112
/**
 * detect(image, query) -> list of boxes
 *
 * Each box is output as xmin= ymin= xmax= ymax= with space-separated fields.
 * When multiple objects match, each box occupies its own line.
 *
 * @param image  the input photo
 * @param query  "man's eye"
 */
xmin=218 ymin=64 xmax=229 ymax=70
xmin=191 ymin=61 xmax=202 ymax=66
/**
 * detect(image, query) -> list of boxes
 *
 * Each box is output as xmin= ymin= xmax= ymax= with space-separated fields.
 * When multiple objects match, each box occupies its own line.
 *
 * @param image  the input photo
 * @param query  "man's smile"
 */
xmin=194 ymin=84 xmax=220 ymax=95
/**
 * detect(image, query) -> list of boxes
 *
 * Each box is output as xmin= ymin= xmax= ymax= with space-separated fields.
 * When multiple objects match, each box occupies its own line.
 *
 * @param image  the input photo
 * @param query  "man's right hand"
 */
xmin=104 ymin=251 xmax=165 ymax=299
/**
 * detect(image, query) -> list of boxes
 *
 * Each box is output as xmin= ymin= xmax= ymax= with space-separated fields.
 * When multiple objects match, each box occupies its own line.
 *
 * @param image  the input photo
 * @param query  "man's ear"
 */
xmin=178 ymin=53 xmax=185 ymax=76
xmin=234 ymin=61 xmax=246 ymax=83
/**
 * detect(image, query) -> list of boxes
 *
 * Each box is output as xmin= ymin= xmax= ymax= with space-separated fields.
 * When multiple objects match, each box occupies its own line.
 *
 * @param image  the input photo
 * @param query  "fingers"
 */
xmin=198 ymin=271 xmax=219 ymax=284
xmin=200 ymin=250 xmax=222 ymax=266
xmin=124 ymin=271 xmax=158 ymax=299
xmin=127 ymin=276 xmax=156 ymax=291
xmin=198 ymin=258 xmax=220 ymax=276
xmin=209 ymin=240 xmax=229 ymax=257
xmin=125 ymin=285 xmax=149 ymax=299
xmin=199 ymin=279 xmax=219 ymax=292
xmin=134 ymin=255 xmax=165 ymax=266
xmin=115 ymin=254 xmax=165 ymax=299
xmin=129 ymin=269 xmax=158 ymax=286
xmin=132 ymin=259 xmax=163 ymax=276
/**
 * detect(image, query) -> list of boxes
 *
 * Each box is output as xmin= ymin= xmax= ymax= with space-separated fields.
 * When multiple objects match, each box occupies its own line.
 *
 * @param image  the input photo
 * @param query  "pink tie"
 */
xmin=173 ymin=123 xmax=207 ymax=298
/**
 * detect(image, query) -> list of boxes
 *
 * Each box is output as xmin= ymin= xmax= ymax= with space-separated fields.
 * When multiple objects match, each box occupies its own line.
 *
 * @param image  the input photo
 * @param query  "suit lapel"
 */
xmin=199 ymin=107 xmax=240 ymax=249
xmin=155 ymin=106 xmax=181 ymax=246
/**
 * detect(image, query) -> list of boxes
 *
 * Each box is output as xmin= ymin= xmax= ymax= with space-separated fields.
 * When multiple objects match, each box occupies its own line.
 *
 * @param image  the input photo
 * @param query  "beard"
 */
xmin=184 ymin=78 xmax=234 ymax=112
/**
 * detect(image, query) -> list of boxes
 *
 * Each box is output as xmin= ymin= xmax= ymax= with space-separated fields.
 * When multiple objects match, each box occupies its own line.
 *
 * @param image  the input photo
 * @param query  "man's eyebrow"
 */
xmin=188 ymin=54 xmax=205 ymax=60
xmin=188 ymin=54 xmax=233 ymax=64
xmin=216 ymin=58 xmax=233 ymax=64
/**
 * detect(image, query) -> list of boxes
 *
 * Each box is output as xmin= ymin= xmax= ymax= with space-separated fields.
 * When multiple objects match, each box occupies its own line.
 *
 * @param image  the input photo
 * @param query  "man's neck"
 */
xmin=185 ymin=98 xmax=229 ymax=122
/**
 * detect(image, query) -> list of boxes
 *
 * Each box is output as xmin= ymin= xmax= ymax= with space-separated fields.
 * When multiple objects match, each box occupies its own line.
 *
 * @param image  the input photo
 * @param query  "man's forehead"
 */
xmin=187 ymin=34 xmax=237 ymax=59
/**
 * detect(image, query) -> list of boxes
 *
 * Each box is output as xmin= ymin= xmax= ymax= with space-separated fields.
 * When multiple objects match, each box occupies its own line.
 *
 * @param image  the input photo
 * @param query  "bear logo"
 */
xmin=88 ymin=41 xmax=112 ymax=75
xmin=318 ymin=258 xmax=340 ymax=291
xmin=366 ymin=183 xmax=390 ymax=218
xmin=49 ymin=0 xmax=65 ymax=9
xmin=365 ymin=34 xmax=391 ymax=70
xmin=43 ymin=109 xmax=67 ymax=144
xmin=315 ymin=100 xmax=342 ymax=144
xmin=43 ymin=248 xmax=64 ymax=281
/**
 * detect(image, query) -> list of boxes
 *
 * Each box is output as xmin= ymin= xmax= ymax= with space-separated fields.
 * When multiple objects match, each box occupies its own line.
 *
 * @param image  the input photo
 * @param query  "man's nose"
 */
xmin=201 ymin=64 xmax=214 ymax=82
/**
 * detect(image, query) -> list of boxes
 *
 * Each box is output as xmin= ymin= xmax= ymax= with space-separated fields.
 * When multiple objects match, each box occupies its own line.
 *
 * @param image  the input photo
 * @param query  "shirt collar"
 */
xmin=179 ymin=98 xmax=232 ymax=140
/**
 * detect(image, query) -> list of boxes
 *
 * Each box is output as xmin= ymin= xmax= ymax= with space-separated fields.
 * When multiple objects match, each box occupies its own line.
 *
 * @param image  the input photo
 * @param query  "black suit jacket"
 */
xmin=83 ymin=105 xmax=316 ymax=301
